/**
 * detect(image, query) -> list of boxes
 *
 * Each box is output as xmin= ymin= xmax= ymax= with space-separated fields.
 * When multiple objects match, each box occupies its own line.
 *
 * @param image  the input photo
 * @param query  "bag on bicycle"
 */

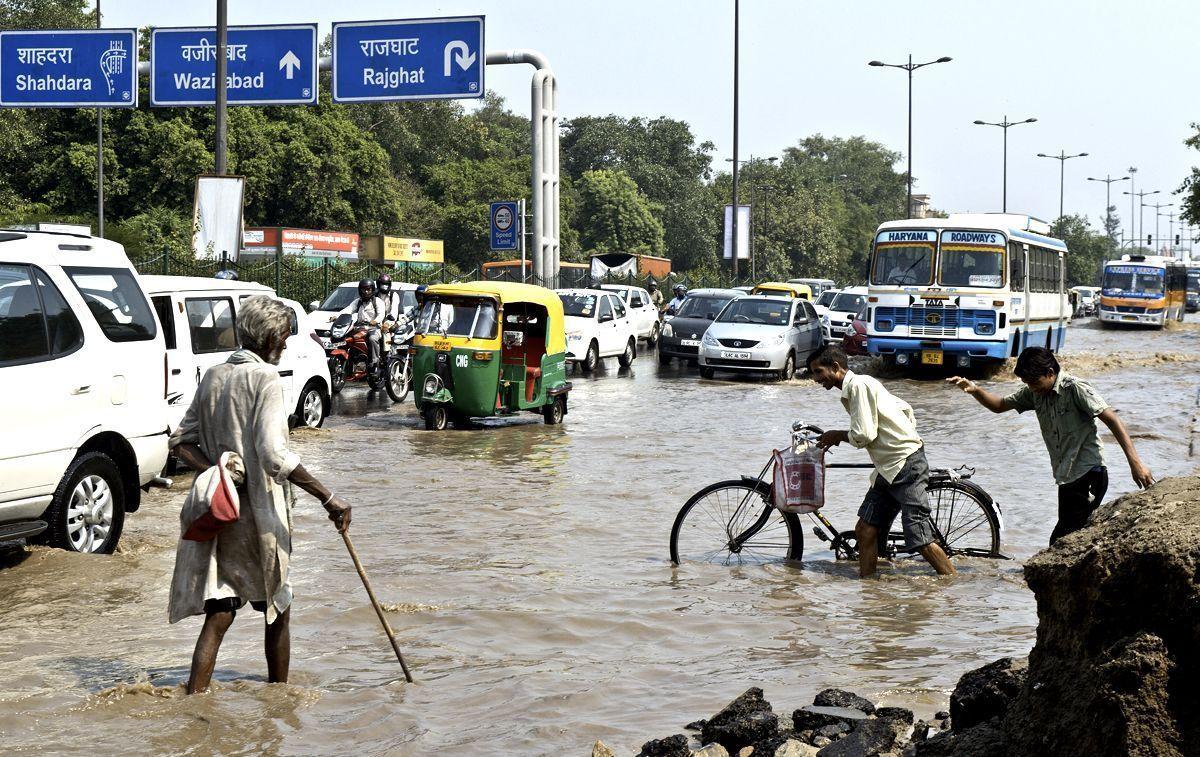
xmin=772 ymin=444 xmax=825 ymax=514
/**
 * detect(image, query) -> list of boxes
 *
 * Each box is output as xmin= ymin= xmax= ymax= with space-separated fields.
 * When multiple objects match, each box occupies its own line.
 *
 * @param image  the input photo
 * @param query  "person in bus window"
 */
xmin=946 ymin=347 xmax=1155 ymax=545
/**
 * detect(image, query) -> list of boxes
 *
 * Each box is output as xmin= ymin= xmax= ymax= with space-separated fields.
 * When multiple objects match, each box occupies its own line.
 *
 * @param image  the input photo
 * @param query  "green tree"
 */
xmin=1179 ymin=122 xmax=1200 ymax=227
xmin=574 ymin=169 xmax=665 ymax=256
xmin=1053 ymin=214 xmax=1114 ymax=286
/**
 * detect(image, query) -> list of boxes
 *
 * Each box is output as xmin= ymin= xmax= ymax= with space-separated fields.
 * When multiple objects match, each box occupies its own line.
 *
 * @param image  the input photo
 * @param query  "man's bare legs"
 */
xmin=265 ymin=608 xmax=290 ymax=683
xmin=187 ymin=608 xmax=235 ymax=694
xmin=918 ymin=542 xmax=956 ymax=576
xmin=855 ymin=518 xmax=956 ymax=577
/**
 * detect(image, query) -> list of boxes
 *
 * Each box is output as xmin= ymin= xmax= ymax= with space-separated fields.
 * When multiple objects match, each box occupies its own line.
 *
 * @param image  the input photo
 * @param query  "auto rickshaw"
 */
xmin=751 ymin=281 xmax=813 ymax=300
xmin=412 ymin=282 xmax=572 ymax=430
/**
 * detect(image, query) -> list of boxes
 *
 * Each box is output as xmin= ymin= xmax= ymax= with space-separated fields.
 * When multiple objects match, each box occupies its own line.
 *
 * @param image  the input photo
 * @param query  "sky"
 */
xmin=99 ymin=0 xmax=1200 ymax=239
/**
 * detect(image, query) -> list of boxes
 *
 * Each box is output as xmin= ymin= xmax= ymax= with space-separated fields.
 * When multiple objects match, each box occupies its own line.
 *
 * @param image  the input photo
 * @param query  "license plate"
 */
xmin=921 ymin=350 xmax=943 ymax=365
xmin=432 ymin=338 xmax=453 ymax=351
xmin=719 ymin=350 xmax=752 ymax=360
xmin=681 ymin=339 xmax=701 ymax=347
xmin=1121 ymin=315 xmax=1135 ymax=321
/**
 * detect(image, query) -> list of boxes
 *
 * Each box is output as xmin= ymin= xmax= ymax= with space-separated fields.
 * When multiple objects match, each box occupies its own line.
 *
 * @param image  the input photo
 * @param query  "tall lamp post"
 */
xmin=726 ymin=155 xmax=776 ymax=279
xmin=868 ymin=54 xmax=952 ymax=219
xmin=1124 ymin=189 xmax=1159 ymax=249
xmin=972 ymin=116 xmax=1037 ymax=212
xmin=1036 ymin=150 xmax=1088 ymax=221
xmin=731 ymin=0 xmax=740 ymax=278
xmin=1143 ymin=202 xmax=1172 ymax=252
xmin=1086 ymin=174 xmax=1130 ymax=241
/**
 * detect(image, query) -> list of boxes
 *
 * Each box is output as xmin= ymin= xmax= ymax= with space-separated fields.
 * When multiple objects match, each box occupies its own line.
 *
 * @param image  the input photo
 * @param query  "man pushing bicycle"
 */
xmin=806 ymin=345 xmax=956 ymax=578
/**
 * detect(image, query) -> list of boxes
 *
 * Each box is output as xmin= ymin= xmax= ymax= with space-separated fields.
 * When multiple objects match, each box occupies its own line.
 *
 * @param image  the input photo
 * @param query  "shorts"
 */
xmin=857 ymin=447 xmax=937 ymax=551
xmin=204 ymin=597 xmax=268 ymax=616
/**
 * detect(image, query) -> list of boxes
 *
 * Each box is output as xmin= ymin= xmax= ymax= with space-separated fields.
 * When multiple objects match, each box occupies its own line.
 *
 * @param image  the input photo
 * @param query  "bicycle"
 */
xmin=669 ymin=422 xmax=1007 ymax=565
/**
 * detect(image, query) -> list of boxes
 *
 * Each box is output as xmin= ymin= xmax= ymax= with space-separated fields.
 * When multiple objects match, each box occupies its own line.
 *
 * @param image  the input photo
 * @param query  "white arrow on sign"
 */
xmin=279 ymin=50 xmax=301 ymax=80
xmin=443 ymin=40 xmax=476 ymax=77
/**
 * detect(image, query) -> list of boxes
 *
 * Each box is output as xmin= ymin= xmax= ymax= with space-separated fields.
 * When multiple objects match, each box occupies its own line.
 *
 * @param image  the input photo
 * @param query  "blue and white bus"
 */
xmin=865 ymin=214 xmax=1069 ymax=369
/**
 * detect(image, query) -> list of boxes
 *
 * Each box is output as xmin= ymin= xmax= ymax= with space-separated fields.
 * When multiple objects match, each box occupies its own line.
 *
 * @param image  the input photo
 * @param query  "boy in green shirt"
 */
xmin=947 ymin=347 xmax=1154 ymax=545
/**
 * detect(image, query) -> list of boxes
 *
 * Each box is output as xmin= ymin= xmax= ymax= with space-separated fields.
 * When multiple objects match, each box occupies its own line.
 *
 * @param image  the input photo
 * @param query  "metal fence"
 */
xmin=131 ymin=252 xmax=761 ymax=306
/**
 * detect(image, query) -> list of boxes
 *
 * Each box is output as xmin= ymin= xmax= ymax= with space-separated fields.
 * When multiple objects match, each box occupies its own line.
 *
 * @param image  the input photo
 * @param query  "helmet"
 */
xmin=214 ymin=269 xmax=238 ymax=280
xmin=673 ymin=284 xmax=687 ymax=295
xmin=375 ymin=273 xmax=393 ymax=294
xmin=647 ymin=280 xmax=659 ymax=290
xmin=358 ymin=279 xmax=375 ymax=299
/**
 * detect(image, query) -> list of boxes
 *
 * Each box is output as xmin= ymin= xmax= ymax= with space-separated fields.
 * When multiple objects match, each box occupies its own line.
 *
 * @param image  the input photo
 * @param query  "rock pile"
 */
xmin=593 ymin=686 xmax=944 ymax=757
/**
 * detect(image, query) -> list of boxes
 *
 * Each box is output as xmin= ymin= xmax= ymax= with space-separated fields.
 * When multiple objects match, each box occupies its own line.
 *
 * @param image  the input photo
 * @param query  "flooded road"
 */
xmin=1 ymin=319 xmax=1198 ymax=754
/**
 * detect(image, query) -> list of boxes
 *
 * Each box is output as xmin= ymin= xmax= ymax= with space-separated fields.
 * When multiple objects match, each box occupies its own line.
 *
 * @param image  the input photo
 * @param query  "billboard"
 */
xmin=363 ymin=235 xmax=445 ymax=263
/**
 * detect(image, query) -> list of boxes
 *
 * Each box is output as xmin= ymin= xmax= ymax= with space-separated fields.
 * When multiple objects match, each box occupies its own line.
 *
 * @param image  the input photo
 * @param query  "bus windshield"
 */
xmin=939 ymin=247 xmax=1005 ymax=287
xmin=1103 ymin=266 xmax=1163 ymax=297
xmin=1188 ymin=270 xmax=1200 ymax=294
xmin=872 ymin=243 xmax=934 ymax=285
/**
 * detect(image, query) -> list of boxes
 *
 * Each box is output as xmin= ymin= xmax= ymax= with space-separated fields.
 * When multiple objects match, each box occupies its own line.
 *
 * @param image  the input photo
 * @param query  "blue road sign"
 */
xmin=332 ymin=16 xmax=484 ymax=103
xmin=150 ymin=24 xmax=317 ymax=107
xmin=490 ymin=201 xmax=519 ymax=251
xmin=0 ymin=28 xmax=137 ymax=107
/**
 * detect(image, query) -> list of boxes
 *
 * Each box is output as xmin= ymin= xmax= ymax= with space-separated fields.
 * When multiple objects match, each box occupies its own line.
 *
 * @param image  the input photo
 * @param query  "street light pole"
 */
xmin=731 ymin=0 xmax=740 ymax=279
xmin=1086 ymin=174 xmax=1131 ymax=242
xmin=215 ymin=0 xmax=228 ymax=175
xmin=1124 ymin=189 xmax=1159 ymax=249
xmin=1036 ymin=150 xmax=1088 ymax=221
xmin=973 ymin=115 xmax=1037 ymax=212
xmin=1144 ymin=202 xmax=1172 ymax=252
xmin=868 ymin=54 xmax=952 ymax=218
xmin=726 ymin=155 xmax=776 ymax=280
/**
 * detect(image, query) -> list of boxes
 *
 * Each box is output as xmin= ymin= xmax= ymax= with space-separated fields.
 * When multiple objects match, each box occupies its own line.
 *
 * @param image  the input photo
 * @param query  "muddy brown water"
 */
xmin=1 ymin=319 xmax=1198 ymax=755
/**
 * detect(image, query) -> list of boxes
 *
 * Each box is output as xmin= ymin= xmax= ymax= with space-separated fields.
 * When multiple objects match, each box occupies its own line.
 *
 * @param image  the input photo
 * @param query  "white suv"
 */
xmin=555 ymin=288 xmax=639 ymax=372
xmin=0 ymin=231 xmax=169 ymax=554
xmin=142 ymin=276 xmax=334 ymax=430
xmin=599 ymin=284 xmax=661 ymax=345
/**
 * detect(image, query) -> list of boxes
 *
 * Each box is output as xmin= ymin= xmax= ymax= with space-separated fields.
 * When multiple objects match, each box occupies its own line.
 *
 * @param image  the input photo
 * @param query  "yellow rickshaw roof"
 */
xmin=754 ymin=282 xmax=811 ymax=294
xmin=422 ymin=281 xmax=566 ymax=353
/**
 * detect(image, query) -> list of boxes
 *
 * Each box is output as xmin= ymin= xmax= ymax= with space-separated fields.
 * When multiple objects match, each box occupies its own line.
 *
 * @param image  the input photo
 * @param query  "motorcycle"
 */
xmin=324 ymin=313 xmax=413 ymax=403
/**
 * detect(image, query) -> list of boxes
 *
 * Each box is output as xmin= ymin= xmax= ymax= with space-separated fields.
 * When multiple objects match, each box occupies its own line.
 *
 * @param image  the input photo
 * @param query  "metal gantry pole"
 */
xmin=731 ymin=0 xmax=740 ymax=279
xmin=215 ymin=0 xmax=228 ymax=174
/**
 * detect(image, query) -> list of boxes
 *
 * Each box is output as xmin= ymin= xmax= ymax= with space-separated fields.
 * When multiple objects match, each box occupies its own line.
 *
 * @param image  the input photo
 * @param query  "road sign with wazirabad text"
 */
xmin=150 ymin=24 xmax=317 ymax=106
xmin=331 ymin=16 xmax=484 ymax=103
xmin=0 ymin=28 xmax=137 ymax=107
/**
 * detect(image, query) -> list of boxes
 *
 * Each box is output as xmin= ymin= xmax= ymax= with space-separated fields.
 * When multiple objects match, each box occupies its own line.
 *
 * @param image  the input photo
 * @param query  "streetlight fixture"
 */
xmin=1123 ymin=189 xmax=1159 ymax=247
xmin=1036 ymin=150 xmax=1088 ymax=221
xmin=973 ymin=116 xmax=1037 ymax=212
xmin=1086 ymin=174 xmax=1131 ymax=241
xmin=868 ymin=54 xmax=953 ymax=219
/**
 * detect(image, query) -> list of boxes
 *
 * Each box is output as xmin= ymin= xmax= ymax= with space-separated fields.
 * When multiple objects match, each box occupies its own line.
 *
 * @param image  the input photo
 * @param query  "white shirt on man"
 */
xmin=839 ymin=370 xmax=923 ymax=483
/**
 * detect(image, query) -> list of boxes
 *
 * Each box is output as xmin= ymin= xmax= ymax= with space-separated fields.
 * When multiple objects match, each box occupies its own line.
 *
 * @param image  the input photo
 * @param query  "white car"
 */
xmin=822 ymin=285 xmax=869 ymax=343
xmin=556 ymin=288 xmax=639 ymax=372
xmin=814 ymin=287 xmax=840 ymax=321
xmin=142 ymin=276 xmax=334 ymax=430
xmin=599 ymin=284 xmax=661 ymax=345
xmin=0 ymin=230 xmax=170 ymax=554
xmin=306 ymin=280 xmax=419 ymax=337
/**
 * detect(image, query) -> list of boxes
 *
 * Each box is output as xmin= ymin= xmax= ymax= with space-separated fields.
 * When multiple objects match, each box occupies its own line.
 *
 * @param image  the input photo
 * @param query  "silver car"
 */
xmin=698 ymin=295 xmax=823 ymax=380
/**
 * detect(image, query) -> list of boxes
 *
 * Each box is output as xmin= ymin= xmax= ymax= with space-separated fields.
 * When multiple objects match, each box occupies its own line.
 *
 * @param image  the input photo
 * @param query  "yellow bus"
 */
xmin=1098 ymin=254 xmax=1185 ymax=327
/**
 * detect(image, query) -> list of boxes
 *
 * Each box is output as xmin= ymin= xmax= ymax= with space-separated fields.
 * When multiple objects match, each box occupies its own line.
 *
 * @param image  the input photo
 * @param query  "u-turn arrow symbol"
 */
xmin=443 ymin=40 xmax=476 ymax=76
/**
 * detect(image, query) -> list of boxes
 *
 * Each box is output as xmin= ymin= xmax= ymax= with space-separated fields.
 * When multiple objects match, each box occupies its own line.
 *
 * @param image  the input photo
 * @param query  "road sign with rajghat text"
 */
xmin=0 ymin=28 xmax=137 ymax=107
xmin=331 ymin=16 xmax=484 ymax=103
xmin=150 ymin=24 xmax=317 ymax=106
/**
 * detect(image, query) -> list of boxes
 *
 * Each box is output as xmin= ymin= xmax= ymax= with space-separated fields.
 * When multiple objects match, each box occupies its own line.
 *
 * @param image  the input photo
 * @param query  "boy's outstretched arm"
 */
xmin=1098 ymin=408 xmax=1155 ymax=488
xmin=945 ymin=376 xmax=1010 ymax=413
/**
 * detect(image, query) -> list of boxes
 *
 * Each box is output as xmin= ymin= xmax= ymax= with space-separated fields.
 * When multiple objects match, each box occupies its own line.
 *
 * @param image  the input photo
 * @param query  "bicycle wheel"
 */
xmin=927 ymin=479 xmax=1001 ymax=558
xmin=670 ymin=479 xmax=804 ymax=565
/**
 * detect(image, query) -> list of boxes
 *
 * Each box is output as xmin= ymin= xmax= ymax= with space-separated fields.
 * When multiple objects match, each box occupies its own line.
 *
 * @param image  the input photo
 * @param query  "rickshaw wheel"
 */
xmin=423 ymin=405 xmax=449 ymax=431
xmin=543 ymin=396 xmax=565 ymax=425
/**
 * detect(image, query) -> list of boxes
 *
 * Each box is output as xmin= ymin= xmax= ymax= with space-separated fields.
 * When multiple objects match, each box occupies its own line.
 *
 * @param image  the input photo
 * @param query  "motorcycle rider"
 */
xmin=648 ymin=280 xmax=664 ymax=310
xmin=667 ymin=284 xmax=688 ymax=314
xmin=352 ymin=279 xmax=386 ymax=369
xmin=375 ymin=273 xmax=403 ymax=358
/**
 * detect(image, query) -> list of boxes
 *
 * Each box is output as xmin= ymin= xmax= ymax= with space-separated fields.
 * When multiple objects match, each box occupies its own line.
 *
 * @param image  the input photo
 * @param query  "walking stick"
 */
xmin=340 ymin=530 xmax=414 ymax=683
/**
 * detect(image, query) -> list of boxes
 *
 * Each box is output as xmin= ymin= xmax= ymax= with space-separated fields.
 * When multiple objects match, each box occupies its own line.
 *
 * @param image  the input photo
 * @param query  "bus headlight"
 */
xmin=975 ymin=322 xmax=995 ymax=335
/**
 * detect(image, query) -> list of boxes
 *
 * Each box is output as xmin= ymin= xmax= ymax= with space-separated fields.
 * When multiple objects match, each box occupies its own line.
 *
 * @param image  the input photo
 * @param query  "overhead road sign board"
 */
xmin=150 ymin=24 xmax=317 ymax=106
xmin=331 ymin=16 xmax=484 ymax=103
xmin=0 ymin=28 xmax=137 ymax=107
xmin=490 ymin=201 xmax=519 ymax=251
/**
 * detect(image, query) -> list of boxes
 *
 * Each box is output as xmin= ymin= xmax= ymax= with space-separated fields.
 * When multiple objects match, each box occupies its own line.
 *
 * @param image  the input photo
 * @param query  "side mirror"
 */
xmin=308 ymin=300 xmax=320 ymax=312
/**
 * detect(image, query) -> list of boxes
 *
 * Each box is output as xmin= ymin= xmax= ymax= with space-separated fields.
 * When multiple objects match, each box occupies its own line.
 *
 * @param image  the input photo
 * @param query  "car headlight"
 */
xmin=702 ymin=332 xmax=719 ymax=346
xmin=663 ymin=323 xmax=674 ymax=337
xmin=423 ymin=374 xmax=442 ymax=396
xmin=767 ymin=332 xmax=786 ymax=346
xmin=820 ymin=315 xmax=830 ymax=325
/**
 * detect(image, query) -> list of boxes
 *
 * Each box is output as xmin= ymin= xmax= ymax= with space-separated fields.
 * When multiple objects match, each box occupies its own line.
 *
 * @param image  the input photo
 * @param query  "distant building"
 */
xmin=909 ymin=194 xmax=931 ymax=219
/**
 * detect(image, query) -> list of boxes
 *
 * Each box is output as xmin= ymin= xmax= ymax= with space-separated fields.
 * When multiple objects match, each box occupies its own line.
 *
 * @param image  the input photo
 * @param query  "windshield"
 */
xmin=872 ymin=243 xmax=934 ymax=285
xmin=816 ymin=290 xmax=837 ymax=307
xmin=417 ymin=296 xmax=498 ymax=338
xmin=1188 ymin=270 xmax=1200 ymax=293
xmin=716 ymin=299 xmax=790 ymax=326
xmin=1103 ymin=266 xmax=1163 ymax=297
xmin=830 ymin=292 xmax=867 ymax=313
xmin=675 ymin=295 xmax=733 ymax=319
xmin=939 ymin=247 xmax=1005 ymax=287
xmin=319 ymin=286 xmax=359 ymax=311
xmin=558 ymin=293 xmax=597 ymax=318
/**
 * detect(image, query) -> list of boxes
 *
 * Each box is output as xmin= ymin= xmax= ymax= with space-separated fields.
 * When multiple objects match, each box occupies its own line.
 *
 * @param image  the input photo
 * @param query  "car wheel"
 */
xmin=699 ymin=366 xmax=715 ymax=380
xmin=648 ymin=322 xmax=661 ymax=346
xmin=42 ymin=452 xmax=125 ymax=554
xmin=658 ymin=351 xmax=671 ymax=366
xmin=543 ymin=396 xmax=565 ymax=425
xmin=295 ymin=380 xmax=328 ymax=428
xmin=423 ymin=404 xmax=449 ymax=431
xmin=618 ymin=338 xmax=635 ymax=367
xmin=780 ymin=352 xmax=795 ymax=381
xmin=581 ymin=341 xmax=599 ymax=373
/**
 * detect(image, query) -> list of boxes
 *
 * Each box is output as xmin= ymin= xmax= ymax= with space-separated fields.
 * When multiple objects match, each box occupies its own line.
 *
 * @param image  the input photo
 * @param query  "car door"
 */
xmin=801 ymin=301 xmax=821 ymax=354
xmin=628 ymin=289 xmax=651 ymax=337
xmin=611 ymin=295 xmax=634 ymax=350
xmin=596 ymin=295 xmax=617 ymax=355
xmin=152 ymin=294 xmax=187 ymax=412
xmin=184 ymin=295 xmax=238 ymax=390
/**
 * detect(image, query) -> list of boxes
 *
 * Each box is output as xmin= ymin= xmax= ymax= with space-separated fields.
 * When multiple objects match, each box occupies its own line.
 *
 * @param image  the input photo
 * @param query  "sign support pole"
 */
xmin=519 ymin=198 xmax=527 ymax=283
xmin=214 ymin=0 xmax=228 ymax=174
